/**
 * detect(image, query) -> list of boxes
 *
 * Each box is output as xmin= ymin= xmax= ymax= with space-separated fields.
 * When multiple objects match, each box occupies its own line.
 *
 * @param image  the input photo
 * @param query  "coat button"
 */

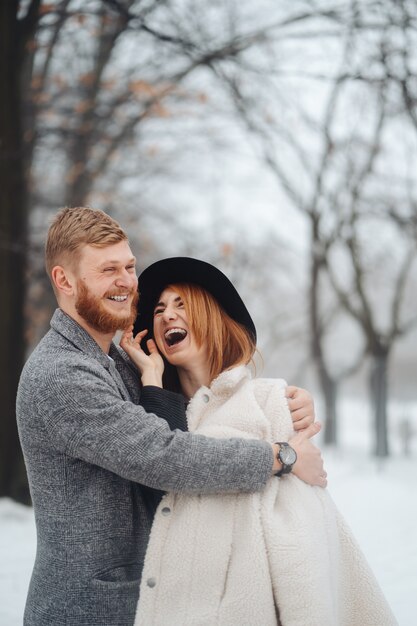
xmin=147 ymin=577 xmax=156 ymax=588
xmin=161 ymin=506 xmax=171 ymax=516
xmin=202 ymin=393 xmax=210 ymax=403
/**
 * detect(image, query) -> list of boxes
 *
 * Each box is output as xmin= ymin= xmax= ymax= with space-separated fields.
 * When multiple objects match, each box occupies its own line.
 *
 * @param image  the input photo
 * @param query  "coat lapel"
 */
xmin=50 ymin=308 xmax=133 ymax=402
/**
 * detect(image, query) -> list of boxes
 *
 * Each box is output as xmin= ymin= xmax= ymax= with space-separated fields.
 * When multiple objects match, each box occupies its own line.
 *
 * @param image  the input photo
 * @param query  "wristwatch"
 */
xmin=274 ymin=442 xmax=297 ymax=476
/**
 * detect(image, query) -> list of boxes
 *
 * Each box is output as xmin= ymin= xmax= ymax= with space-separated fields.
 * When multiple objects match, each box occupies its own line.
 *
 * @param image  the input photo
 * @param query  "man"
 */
xmin=17 ymin=207 xmax=325 ymax=626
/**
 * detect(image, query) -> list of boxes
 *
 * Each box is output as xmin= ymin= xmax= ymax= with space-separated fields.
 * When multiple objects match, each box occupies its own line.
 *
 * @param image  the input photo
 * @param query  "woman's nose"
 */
xmin=162 ymin=306 xmax=177 ymax=321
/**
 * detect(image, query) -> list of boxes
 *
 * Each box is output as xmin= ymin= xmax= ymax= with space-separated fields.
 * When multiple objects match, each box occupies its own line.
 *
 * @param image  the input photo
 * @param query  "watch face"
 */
xmin=279 ymin=445 xmax=297 ymax=465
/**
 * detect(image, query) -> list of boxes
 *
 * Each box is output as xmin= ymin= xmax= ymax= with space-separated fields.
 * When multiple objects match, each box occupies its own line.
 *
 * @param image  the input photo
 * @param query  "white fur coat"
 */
xmin=135 ymin=366 xmax=397 ymax=626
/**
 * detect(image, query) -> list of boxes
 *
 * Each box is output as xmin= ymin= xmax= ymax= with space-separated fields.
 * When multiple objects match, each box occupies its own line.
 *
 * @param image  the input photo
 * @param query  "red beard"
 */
xmin=75 ymin=280 xmax=138 ymax=334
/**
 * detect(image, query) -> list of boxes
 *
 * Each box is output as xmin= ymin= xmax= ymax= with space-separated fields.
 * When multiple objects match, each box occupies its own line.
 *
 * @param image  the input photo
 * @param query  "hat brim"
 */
xmin=134 ymin=257 xmax=256 ymax=343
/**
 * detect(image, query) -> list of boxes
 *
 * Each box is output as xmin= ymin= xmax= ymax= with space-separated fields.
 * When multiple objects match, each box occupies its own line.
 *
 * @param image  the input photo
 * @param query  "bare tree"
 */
xmin=29 ymin=0 xmax=281 ymax=210
xmin=207 ymin=1 xmax=365 ymax=443
xmin=4 ymin=1 xmax=417 ymax=504
xmin=0 ymin=0 xmax=42 ymax=502
xmin=205 ymin=0 xmax=417 ymax=453
xmin=3 ymin=0 xmax=301 ymax=500
xmin=320 ymin=0 xmax=417 ymax=456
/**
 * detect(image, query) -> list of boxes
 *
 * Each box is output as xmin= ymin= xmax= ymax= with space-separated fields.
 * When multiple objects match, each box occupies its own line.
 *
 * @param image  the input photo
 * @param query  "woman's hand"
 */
xmin=120 ymin=328 xmax=164 ymax=388
xmin=289 ymin=422 xmax=327 ymax=488
xmin=286 ymin=386 xmax=315 ymax=431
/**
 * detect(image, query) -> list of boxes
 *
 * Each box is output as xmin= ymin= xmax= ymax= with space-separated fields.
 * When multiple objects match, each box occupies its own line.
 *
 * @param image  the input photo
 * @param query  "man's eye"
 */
xmin=127 ymin=265 xmax=136 ymax=272
xmin=103 ymin=268 xmax=115 ymax=272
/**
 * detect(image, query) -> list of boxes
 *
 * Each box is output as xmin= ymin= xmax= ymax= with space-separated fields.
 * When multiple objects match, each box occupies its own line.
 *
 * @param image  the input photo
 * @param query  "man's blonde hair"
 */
xmin=45 ymin=207 xmax=128 ymax=277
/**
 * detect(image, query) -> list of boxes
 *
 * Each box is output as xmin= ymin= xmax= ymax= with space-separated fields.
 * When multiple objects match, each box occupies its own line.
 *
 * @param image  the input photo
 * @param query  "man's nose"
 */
xmin=115 ymin=270 xmax=138 ymax=289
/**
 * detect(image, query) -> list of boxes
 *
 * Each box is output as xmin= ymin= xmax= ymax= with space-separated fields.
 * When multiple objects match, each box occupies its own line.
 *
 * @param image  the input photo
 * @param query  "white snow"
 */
xmin=0 ymin=497 xmax=36 ymax=626
xmin=1 ymin=451 xmax=416 ymax=625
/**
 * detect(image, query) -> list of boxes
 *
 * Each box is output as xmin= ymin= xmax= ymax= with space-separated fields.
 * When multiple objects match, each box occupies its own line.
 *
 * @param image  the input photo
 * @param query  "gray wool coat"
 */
xmin=16 ymin=309 xmax=273 ymax=626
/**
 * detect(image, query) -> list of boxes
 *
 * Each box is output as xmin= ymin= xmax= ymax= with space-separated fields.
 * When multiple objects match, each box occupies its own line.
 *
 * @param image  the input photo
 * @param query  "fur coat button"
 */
xmin=146 ymin=577 xmax=157 ymax=588
xmin=202 ymin=393 xmax=210 ymax=403
xmin=161 ymin=507 xmax=171 ymax=516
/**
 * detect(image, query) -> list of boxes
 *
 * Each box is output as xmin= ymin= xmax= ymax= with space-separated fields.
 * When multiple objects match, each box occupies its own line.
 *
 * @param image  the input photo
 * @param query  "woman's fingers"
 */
xmin=298 ymin=421 xmax=321 ymax=440
xmin=290 ymin=423 xmax=326 ymax=487
xmin=133 ymin=329 xmax=148 ymax=342
xmin=146 ymin=338 xmax=158 ymax=354
xmin=120 ymin=331 xmax=132 ymax=347
xmin=286 ymin=386 xmax=315 ymax=430
xmin=121 ymin=329 xmax=148 ymax=354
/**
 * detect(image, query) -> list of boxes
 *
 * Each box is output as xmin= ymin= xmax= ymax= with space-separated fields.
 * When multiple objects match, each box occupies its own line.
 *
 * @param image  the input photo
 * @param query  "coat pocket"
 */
xmin=70 ymin=570 xmax=141 ymax=626
xmin=92 ymin=561 xmax=141 ymax=588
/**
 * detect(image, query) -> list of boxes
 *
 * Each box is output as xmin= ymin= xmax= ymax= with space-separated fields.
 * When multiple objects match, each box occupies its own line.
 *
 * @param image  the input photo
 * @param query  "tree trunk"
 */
xmin=309 ymin=225 xmax=339 ymax=445
xmin=63 ymin=9 xmax=129 ymax=207
xmin=369 ymin=349 xmax=390 ymax=457
xmin=321 ymin=372 xmax=338 ymax=445
xmin=0 ymin=2 xmax=30 ymax=502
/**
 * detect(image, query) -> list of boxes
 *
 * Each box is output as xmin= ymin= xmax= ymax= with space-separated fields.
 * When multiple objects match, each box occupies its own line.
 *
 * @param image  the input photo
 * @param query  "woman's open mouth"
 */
xmin=164 ymin=328 xmax=187 ymax=347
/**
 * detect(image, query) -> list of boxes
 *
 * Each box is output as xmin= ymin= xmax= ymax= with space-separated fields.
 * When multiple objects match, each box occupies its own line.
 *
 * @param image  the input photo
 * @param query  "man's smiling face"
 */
xmin=74 ymin=240 xmax=139 ymax=334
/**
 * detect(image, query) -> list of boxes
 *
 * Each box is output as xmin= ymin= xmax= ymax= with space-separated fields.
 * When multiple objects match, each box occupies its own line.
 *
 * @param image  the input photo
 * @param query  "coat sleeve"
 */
xmin=140 ymin=386 xmax=188 ymax=432
xmin=24 ymin=355 xmax=273 ymax=494
xmin=113 ymin=345 xmax=188 ymax=431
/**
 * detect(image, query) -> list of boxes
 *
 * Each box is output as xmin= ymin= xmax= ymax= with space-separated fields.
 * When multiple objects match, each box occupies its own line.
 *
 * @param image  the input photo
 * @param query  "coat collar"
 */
xmin=50 ymin=308 xmax=117 ymax=372
xmin=209 ymin=364 xmax=252 ymax=396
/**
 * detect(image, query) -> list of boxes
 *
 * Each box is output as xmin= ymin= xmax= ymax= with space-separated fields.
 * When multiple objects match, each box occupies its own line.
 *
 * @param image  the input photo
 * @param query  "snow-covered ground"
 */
xmin=325 ymin=450 xmax=417 ymax=626
xmin=1 ymin=447 xmax=415 ymax=625
xmin=0 ymin=498 xmax=36 ymax=626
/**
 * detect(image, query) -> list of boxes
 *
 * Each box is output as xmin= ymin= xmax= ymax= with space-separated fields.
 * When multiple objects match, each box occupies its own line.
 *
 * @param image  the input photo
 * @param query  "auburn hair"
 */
xmin=164 ymin=283 xmax=256 ymax=384
xmin=45 ymin=206 xmax=128 ymax=277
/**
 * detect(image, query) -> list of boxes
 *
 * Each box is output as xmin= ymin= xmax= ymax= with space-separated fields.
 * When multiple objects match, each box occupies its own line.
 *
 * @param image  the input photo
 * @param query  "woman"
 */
xmin=120 ymin=257 xmax=397 ymax=626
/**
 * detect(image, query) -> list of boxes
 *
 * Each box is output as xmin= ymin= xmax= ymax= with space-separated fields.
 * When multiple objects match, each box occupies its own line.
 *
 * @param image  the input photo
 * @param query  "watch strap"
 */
xmin=274 ymin=441 xmax=296 ymax=477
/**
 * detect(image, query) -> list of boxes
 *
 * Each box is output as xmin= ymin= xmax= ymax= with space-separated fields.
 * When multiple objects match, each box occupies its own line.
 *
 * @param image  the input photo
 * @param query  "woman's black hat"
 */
xmin=134 ymin=257 xmax=256 ymax=342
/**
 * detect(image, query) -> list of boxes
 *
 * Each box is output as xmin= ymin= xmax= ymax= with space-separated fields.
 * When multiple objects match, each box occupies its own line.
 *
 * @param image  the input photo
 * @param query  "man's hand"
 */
xmin=286 ymin=386 xmax=315 ymax=431
xmin=290 ymin=422 xmax=327 ymax=487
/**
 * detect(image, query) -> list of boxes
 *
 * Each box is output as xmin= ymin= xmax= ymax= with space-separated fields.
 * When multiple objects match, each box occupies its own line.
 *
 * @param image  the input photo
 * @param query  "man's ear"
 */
xmin=51 ymin=265 xmax=75 ymax=296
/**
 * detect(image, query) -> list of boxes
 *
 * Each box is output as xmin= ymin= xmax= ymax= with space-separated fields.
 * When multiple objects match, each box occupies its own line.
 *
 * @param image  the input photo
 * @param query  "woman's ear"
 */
xmin=51 ymin=265 xmax=75 ymax=296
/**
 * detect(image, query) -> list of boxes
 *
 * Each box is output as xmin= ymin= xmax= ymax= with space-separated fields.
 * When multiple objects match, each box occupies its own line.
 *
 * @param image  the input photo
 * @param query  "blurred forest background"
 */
xmin=1 ymin=0 xmax=417 ymax=503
